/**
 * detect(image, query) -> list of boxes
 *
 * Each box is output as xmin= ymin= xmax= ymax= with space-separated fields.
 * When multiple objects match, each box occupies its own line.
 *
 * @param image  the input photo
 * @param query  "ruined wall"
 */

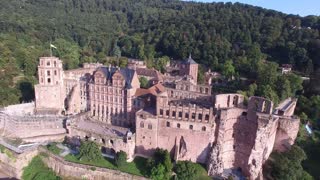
xmin=273 ymin=116 xmax=300 ymax=152
xmin=135 ymin=112 xmax=159 ymax=156
xmin=135 ymin=106 xmax=215 ymax=163
xmin=69 ymin=126 xmax=135 ymax=160
xmin=0 ymin=112 xmax=66 ymax=139
xmin=0 ymin=147 xmax=39 ymax=179
xmin=215 ymin=94 xmax=245 ymax=109
xmin=40 ymin=148 xmax=147 ymax=180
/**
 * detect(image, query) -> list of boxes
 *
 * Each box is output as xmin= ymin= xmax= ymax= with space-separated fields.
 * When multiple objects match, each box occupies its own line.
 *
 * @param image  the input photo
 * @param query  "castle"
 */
xmin=0 ymin=56 xmax=300 ymax=179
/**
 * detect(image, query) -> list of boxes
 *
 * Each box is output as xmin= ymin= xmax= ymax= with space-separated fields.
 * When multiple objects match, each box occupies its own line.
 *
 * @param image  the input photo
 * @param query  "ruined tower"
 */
xmin=34 ymin=57 xmax=65 ymax=114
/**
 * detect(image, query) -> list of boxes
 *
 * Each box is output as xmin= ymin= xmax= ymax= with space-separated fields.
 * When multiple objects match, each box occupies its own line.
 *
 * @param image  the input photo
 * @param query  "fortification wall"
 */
xmin=0 ymin=146 xmax=39 ymax=179
xmin=0 ymin=112 xmax=66 ymax=139
xmin=273 ymin=116 xmax=300 ymax=152
xmin=39 ymin=148 xmax=147 ymax=180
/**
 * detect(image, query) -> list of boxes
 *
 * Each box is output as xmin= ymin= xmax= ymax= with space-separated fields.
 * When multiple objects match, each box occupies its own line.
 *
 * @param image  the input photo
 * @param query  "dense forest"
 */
xmin=0 ymin=0 xmax=320 ymax=179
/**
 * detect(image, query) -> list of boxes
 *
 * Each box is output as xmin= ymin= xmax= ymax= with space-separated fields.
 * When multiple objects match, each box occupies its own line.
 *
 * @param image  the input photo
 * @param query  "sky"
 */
xmin=183 ymin=0 xmax=320 ymax=17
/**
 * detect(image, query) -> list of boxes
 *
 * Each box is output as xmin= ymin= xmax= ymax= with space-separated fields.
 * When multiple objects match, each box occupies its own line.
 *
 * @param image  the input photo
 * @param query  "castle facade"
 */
xmin=9 ymin=56 xmax=300 ymax=179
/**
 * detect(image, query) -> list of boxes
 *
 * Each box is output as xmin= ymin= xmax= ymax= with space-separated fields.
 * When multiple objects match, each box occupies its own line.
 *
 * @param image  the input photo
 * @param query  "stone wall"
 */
xmin=39 ymin=148 xmax=147 ymax=180
xmin=0 ymin=146 xmax=39 ymax=179
xmin=0 ymin=112 xmax=66 ymax=139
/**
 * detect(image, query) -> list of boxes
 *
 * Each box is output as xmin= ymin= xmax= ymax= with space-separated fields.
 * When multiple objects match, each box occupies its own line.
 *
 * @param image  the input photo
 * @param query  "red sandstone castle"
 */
xmin=30 ymin=56 xmax=300 ymax=179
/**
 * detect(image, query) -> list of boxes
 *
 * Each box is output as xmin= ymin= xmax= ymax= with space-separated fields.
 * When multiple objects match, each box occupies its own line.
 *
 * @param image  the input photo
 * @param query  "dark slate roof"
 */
xmin=183 ymin=54 xmax=197 ymax=64
xmin=119 ymin=68 xmax=135 ymax=89
xmin=94 ymin=66 xmax=135 ymax=89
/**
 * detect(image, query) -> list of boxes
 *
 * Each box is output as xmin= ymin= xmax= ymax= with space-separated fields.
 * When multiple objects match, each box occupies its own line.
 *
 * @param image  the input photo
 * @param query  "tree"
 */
xmin=151 ymin=148 xmax=172 ymax=179
xmin=257 ymin=85 xmax=279 ymax=105
xmin=269 ymin=145 xmax=313 ymax=180
xmin=53 ymin=39 xmax=80 ymax=70
xmin=139 ymin=77 xmax=149 ymax=89
xmin=112 ymin=41 xmax=121 ymax=58
xmin=115 ymin=151 xmax=127 ymax=168
xmin=222 ymin=60 xmax=235 ymax=80
xmin=174 ymin=161 xmax=198 ymax=180
xmin=151 ymin=164 xmax=166 ymax=180
xmin=79 ymin=141 xmax=103 ymax=162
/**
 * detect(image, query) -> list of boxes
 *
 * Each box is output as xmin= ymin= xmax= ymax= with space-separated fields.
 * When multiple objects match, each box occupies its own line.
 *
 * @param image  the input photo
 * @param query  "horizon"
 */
xmin=183 ymin=0 xmax=320 ymax=17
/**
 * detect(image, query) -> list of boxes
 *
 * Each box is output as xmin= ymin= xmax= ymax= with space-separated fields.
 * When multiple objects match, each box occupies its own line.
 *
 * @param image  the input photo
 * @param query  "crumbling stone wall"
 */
xmin=40 ymin=148 xmax=147 ymax=180
xmin=0 ymin=147 xmax=39 ymax=179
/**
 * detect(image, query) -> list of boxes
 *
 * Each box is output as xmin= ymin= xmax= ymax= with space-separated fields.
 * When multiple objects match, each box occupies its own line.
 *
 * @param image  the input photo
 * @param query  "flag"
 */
xmin=50 ymin=44 xmax=57 ymax=49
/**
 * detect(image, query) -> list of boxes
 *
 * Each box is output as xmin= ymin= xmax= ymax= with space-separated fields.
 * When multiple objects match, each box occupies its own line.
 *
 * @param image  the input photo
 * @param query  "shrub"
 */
xmin=115 ymin=150 xmax=127 ymax=168
xmin=174 ymin=161 xmax=198 ymax=180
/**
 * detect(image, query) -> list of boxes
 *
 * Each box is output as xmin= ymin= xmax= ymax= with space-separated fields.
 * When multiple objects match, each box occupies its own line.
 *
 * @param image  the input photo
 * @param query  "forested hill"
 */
xmin=0 ymin=0 xmax=320 ymax=105
xmin=1 ymin=0 xmax=319 ymax=73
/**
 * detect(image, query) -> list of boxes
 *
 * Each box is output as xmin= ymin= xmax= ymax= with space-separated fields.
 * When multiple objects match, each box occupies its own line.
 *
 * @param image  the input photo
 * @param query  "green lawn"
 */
xmin=46 ymin=143 xmax=62 ymax=155
xmin=22 ymin=156 xmax=61 ymax=180
xmin=64 ymin=154 xmax=149 ymax=177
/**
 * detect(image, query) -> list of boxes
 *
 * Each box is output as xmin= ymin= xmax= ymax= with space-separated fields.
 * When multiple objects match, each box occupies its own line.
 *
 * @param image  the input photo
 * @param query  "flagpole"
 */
xmin=50 ymin=41 xmax=52 ymax=57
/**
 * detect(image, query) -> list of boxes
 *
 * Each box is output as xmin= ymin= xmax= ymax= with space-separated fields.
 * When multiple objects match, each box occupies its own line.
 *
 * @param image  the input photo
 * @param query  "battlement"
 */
xmin=215 ymin=94 xmax=245 ymax=109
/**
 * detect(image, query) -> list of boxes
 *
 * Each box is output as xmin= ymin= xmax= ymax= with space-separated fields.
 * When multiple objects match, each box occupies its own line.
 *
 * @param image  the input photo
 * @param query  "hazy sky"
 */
xmin=183 ymin=0 xmax=320 ymax=16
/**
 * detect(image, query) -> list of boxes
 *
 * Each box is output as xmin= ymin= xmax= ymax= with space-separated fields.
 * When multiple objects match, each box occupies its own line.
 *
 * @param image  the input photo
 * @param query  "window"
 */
xmin=54 ymin=61 xmax=57 ymax=67
xmin=160 ymin=109 xmax=163 ymax=115
xmin=189 ymin=125 xmax=193 ymax=130
xmin=47 ymin=70 xmax=50 ymax=76
xmin=202 ymin=126 xmax=206 ymax=131
xmin=205 ymin=114 xmax=209 ymax=121
xmin=179 ymin=112 xmax=182 ymax=118
xmin=177 ymin=123 xmax=181 ymax=128
xmin=185 ymin=113 xmax=189 ymax=119
xmin=140 ymin=121 xmax=144 ymax=128
xmin=198 ymin=114 xmax=203 ymax=120
xmin=166 ymin=110 xmax=169 ymax=116
xmin=166 ymin=122 xmax=170 ymax=127
xmin=54 ymin=70 xmax=57 ymax=75
xmin=148 ymin=124 xmax=152 ymax=130
xmin=172 ymin=111 xmax=176 ymax=117
xmin=47 ymin=78 xmax=51 ymax=83
xmin=192 ymin=113 xmax=196 ymax=119
xmin=47 ymin=61 xmax=50 ymax=66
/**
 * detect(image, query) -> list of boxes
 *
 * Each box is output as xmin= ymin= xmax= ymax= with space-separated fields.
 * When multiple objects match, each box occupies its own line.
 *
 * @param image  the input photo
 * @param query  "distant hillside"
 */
xmin=0 ymin=0 xmax=319 ymax=73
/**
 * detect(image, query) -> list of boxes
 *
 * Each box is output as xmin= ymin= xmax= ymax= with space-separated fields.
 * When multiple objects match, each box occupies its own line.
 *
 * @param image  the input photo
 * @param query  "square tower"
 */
xmin=35 ymin=57 xmax=65 ymax=114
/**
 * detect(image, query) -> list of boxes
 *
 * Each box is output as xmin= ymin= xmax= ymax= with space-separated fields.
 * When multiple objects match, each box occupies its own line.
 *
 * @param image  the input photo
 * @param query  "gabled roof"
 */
xmin=135 ymin=83 xmax=166 ymax=97
xmin=94 ymin=66 xmax=136 ymax=89
xmin=183 ymin=54 xmax=197 ymax=64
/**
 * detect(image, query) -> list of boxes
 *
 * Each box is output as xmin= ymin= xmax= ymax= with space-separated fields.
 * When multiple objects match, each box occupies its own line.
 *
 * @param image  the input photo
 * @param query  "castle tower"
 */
xmin=34 ymin=57 xmax=65 ymax=114
xmin=180 ymin=54 xmax=198 ymax=85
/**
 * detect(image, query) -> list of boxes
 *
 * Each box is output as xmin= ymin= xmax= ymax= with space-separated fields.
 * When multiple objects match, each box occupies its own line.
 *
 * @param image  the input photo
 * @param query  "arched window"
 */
xmin=166 ymin=121 xmax=170 ymax=127
xmin=148 ymin=124 xmax=152 ymax=130
xmin=177 ymin=123 xmax=181 ymax=128
xmin=202 ymin=126 xmax=206 ymax=131
xmin=140 ymin=121 xmax=144 ymax=128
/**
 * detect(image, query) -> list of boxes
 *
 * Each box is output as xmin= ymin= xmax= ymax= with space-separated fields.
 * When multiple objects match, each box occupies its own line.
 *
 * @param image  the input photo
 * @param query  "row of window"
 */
xmin=139 ymin=121 xmax=207 ymax=131
xmin=91 ymin=86 xmax=123 ymax=94
xmin=166 ymin=121 xmax=207 ymax=131
xmin=91 ymin=94 xmax=123 ymax=103
xmin=159 ymin=109 xmax=210 ymax=121
xmin=41 ymin=60 xmax=57 ymax=67
xmin=139 ymin=122 xmax=153 ymax=129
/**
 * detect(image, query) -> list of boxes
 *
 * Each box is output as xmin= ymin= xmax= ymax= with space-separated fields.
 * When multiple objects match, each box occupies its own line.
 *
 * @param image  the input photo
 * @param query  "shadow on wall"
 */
xmin=232 ymin=114 xmax=257 ymax=176
xmin=196 ymin=143 xmax=211 ymax=163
